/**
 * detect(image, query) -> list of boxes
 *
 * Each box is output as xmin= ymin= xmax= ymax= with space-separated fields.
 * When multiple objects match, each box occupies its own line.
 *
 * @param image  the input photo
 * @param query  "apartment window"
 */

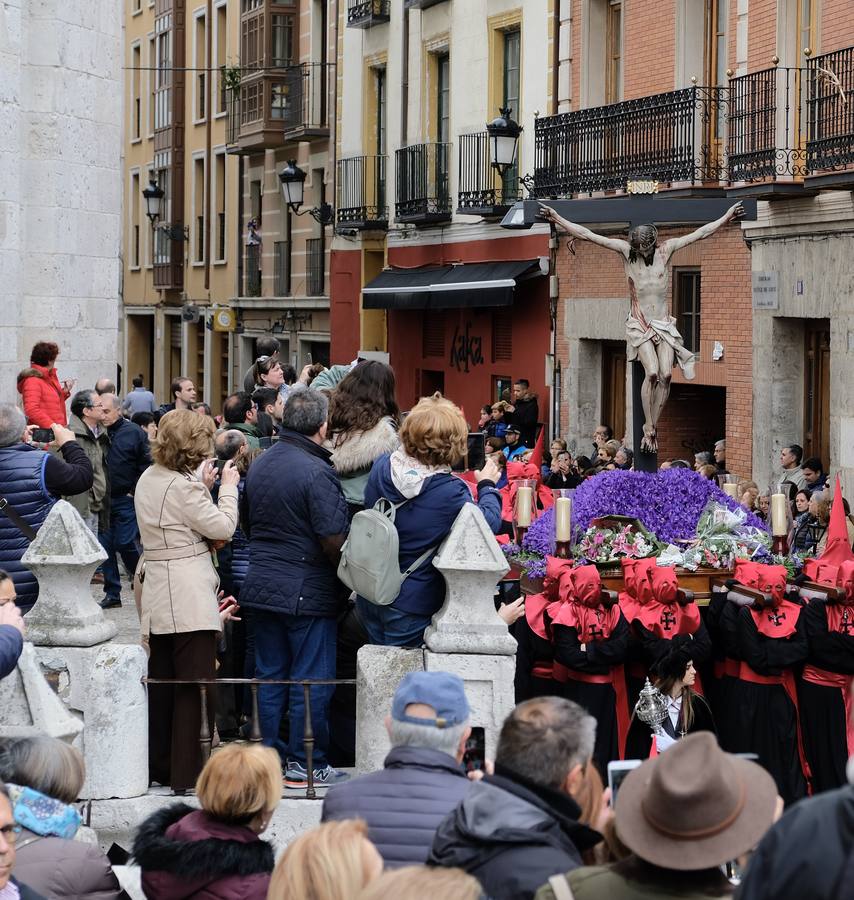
xmin=241 ymin=14 xmax=264 ymax=70
xmin=375 ymin=68 xmax=386 ymax=154
xmin=215 ymin=152 xmax=226 ymax=261
xmin=130 ymin=171 xmax=141 ymax=268
xmin=145 ymin=165 xmax=155 ymax=266
xmin=606 ymin=0 xmax=622 ymax=103
xmin=131 ymin=43 xmax=141 ymax=140
xmin=193 ymin=156 xmax=206 ymax=264
xmin=272 ymin=14 xmax=295 ymax=67
xmin=502 ymin=29 xmax=520 ymax=196
xmin=673 ymin=269 xmax=701 ymax=353
xmin=705 ymin=0 xmax=728 ymax=146
xmin=274 ymin=241 xmax=290 ymax=295
xmin=195 ymin=13 xmax=207 ymax=121
xmin=492 ymin=308 xmax=513 ymax=362
xmin=215 ymin=4 xmax=228 ymax=115
xmin=154 ymin=20 xmax=171 ymax=131
xmin=132 ymin=0 xmax=141 ymax=13
xmin=242 ymin=0 xmax=262 ymax=11
xmin=422 ymin=312 xmax=445 ymax=358
xmin=271 ymin=82 xmax=289 ymax=119
xmin=798 ymin=0 xmax=816 ymax=64
xmin=437 ymin=54 xmax=450 ymax=144
xmin=148 ymin=35 xmax=156 ymax=136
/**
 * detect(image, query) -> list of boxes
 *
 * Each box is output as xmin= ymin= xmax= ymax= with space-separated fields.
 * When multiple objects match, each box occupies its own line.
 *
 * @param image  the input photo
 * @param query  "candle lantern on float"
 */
xmin=514 ymin=479 xmax=536 ymax=545
xmin=553 ymin=489 xmax=574 ymax=558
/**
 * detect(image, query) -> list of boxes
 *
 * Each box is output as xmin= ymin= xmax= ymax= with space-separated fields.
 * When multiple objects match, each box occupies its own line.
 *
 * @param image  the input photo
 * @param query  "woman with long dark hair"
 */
xmin=328 ymin=361 xmax=401 ymax=514
xmin=645 ymin=656 xmax=716 ymax=754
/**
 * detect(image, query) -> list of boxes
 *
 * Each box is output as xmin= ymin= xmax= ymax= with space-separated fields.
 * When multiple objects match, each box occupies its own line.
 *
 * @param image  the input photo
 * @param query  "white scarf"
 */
xmin=388 ymin=449 xmax=450 ymax=499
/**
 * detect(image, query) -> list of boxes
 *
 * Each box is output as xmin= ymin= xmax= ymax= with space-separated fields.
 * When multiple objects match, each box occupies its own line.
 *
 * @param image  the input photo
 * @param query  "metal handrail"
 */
xmin=143 ymin=677 xmax=356 ymax=799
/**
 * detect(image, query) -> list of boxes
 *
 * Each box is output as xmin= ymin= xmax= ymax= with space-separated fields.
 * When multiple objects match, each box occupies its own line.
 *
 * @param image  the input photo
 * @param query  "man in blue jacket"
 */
xmin=240 ymin=389 xmax=350 ymax=790
xmin=323 ymin=671 xmax=474 ymax=867
xmin=98 ymin=395 xmax=151 ymax=609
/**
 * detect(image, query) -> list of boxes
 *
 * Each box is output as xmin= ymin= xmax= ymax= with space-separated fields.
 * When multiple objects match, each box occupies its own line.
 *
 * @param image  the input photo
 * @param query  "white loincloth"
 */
xmin=626 ymin=314 xmax=696 ymax=379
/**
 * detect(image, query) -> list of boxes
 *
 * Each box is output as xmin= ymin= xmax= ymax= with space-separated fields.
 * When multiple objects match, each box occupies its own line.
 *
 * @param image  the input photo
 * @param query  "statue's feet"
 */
xmin=641 ymin=425 xmax=658 ymax=454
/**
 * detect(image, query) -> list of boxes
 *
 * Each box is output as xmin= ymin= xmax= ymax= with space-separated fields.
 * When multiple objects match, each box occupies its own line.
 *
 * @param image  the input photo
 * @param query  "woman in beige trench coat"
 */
xmin=134 ymin=410 xmax=240 ymax=793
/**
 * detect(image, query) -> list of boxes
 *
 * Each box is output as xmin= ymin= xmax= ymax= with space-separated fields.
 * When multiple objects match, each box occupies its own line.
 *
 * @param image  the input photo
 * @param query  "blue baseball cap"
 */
xmin=391 ymin=671 xmax=470 ymax=729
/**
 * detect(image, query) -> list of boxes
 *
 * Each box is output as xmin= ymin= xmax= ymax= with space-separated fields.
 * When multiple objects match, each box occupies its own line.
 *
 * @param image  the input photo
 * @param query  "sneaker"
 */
xmin=99 ymin=597 xmax=122 ymax=610
xmin=283 ymin=761 xmax=350 ymax=790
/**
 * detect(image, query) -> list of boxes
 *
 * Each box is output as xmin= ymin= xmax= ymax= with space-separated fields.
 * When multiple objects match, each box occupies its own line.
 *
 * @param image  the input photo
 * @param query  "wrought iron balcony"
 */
xmin=806 ymin=45 xmax=854 ymax=189
xmin=531 ymin=86 xmax=728 ymax=198
xmin=457 ymin=131 xmax=520 ymax=216
xmin=347 ymin=0 xmax=390 ymax=28
xmin=282 ymin=63 xmax=331 ymax=141
xmin=153 ymin=226 xmax=184 ymax=291
xmin=395 ymin=142 xmax=452 ymax=224
xmin=336 ymin=155 xmax=388 ymax=231
xmin=726 ymin=66 xmax=809 ymax=197
xmin=245 ymin=243 xmax=262 ymax=297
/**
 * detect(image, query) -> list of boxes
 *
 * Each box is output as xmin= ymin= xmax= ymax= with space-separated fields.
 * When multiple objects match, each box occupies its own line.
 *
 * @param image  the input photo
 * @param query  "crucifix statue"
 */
xmin=538 ymin=201 xmax=744 ymax=452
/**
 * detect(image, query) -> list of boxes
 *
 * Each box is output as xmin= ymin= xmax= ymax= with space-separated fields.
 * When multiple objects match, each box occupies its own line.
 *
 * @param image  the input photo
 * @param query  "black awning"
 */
xmin=362 ymin=258 xmax=546 ymax=310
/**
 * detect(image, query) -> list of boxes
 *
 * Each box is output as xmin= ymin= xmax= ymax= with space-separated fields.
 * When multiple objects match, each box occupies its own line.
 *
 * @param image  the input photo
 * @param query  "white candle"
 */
xmin=722 ymin=482 xmax=739 ymax=498
xmin=516 ymin=486 xmax=533 ymax=527
xmin=771 ymin=493 xmax=788 ymax=537
xmin=555 ymin=496 xmax=572 ymax=542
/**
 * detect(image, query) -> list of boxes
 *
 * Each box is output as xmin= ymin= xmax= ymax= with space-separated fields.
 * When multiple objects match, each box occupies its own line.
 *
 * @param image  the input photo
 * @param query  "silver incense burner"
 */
xmin=634 ymin=678 xmax=669 ymax=737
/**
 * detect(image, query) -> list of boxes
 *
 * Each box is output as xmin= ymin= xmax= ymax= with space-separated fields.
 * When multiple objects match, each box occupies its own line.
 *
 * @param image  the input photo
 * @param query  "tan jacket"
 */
xmin=135 ymin=464 xmax=238 ymax=636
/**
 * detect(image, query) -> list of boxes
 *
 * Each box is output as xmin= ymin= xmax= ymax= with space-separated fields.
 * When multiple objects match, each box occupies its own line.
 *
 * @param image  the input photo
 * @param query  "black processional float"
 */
xmin=501 ymin=194 xmax=757 ymax=472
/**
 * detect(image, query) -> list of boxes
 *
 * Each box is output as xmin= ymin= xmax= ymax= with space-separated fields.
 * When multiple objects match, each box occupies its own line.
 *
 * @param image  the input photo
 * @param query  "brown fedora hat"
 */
xmin=614 ymin=732 xmax=778 ymax=871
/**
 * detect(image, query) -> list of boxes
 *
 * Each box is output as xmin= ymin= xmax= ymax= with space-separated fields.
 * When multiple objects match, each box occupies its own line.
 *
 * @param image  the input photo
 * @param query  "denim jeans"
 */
xmin=355 ymin=598 xmax=431 ymax=648
xmin=98 ymin=495 xmax=141 ymax=601
xmin=253 ymin=610 xmax=336 ymax=768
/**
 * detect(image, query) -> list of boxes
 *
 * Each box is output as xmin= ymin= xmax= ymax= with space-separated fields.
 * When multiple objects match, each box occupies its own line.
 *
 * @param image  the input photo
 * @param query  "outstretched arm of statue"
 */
xmin=538 ymin=202 xmax=630 ymax=256
xmin=661 ymin=202 xmax=744 ymax=258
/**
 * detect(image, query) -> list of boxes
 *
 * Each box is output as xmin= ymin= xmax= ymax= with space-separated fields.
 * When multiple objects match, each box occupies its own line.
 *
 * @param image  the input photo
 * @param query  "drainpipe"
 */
xmin=400 ymin=5 xmax=409 ymax=146
xmin=552 ymin=0 xmax=560 ymax=115
xmin=205 ymin=0 xmax=213 ymax=293
xmin=330 ymin=0 xmax=339 ymax=226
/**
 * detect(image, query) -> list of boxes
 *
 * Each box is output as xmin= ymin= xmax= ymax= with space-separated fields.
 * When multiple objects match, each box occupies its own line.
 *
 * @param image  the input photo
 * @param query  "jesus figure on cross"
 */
xmin=538 ymin=201 xmax=743 ymax=452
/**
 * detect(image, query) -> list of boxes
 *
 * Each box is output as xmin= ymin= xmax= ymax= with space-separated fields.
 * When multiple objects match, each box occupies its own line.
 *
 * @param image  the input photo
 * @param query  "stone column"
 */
xmin=23 ymin=500 xmax=117 ymax=646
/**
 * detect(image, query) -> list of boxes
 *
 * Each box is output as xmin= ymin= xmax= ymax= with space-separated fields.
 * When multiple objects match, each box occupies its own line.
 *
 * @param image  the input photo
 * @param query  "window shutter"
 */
xmin=422 ymin=311 xmax=445 ymax=357
xmin=492 ymin=309 xmax=513 ymax=361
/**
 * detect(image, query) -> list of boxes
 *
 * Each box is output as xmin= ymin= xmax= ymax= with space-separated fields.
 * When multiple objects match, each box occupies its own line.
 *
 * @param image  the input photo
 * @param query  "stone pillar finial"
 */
xmin=424 ymin=502 xmax=516 ymax=655
xmin=23 ymin=500 xmax=117 ymax=646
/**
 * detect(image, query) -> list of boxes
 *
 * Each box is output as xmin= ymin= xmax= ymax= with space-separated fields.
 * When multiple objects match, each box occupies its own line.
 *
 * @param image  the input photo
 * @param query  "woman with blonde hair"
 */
xmin=0 ymin=737 xmax=122 ymax=899
xmin=355 ymin=393 xmax=504 ymax=647
xmin=133 ymin=743 xmax=280 ymax=899
xmin=356 ymin=865 xmax=481 ymax=900
xmin=267 ymin=819 xmax=382 ymax=900
xmin=134 ymin=409 xmax=240 ymax=793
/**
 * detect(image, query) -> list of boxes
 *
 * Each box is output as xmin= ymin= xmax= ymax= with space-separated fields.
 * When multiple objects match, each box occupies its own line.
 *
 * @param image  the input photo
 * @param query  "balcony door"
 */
xmin=803 ymin=319 xmax=830 ymax=467
xmin=795 ymin=0 xmax=816 ymax=151
xmin=436 ymin=54 xmax=451 ymax=206
xmin=501 ymin=29 xmax=521 ymax=201
xmin=703 ymin=0 xmax=728 ymax=177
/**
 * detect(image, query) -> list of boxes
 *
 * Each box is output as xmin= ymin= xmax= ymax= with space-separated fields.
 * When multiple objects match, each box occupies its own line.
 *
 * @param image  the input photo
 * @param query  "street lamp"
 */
xmin=142 ymin=178 xmax=165 ymax=226
xmin=278 ymin=160 xmax=334 ymax=225
xmin=487 ymin=107 xmax=522 ymax=177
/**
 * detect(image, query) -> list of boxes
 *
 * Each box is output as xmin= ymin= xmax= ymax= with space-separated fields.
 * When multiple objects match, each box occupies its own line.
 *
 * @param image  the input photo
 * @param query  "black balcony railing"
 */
xmin=336 ymin=155 xmax=388 ymax=229
xmin=458 ymin=131 xmax=520 ymax=215
xmin=306 ymin=237 xmax=324 ymax=296
xmin=347 ymin=0 xmax=390 ymax=28
xmin=281 ymin=63 xmax=331 ymax=138
xmin=532 ymin=86 xmax=728 ymax=198
xmin=226 ymin=88 xmax=240 ymax=149
xmin=395 ymin=142 xmax=452 ymax=224
xmin=143 ymin=677 xmax=355 ymax=800
xmin=275 ymin=241 xmax=291 ymax=296
xmin=807 ymin=45 xmax=854 ymax=174
xmin=727 ymin=66 xmax=807 ymax=183
xmin=245 ymin=243 xmax=261 ymax=297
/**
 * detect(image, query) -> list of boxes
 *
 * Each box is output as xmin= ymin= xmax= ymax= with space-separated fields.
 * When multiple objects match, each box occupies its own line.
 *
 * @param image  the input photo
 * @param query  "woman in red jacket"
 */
xmin=16 ymin=342 xmax=74 ymax=428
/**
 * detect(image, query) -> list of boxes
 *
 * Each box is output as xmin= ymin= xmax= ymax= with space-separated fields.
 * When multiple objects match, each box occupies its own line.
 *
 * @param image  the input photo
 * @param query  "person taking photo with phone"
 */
xmin=0 ymin=404 xmax=93 ymax=613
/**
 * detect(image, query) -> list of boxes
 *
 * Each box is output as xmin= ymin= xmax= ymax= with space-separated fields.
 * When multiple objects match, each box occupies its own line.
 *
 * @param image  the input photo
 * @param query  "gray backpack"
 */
xmin=337 ymin=497 xmax=437 ymax=606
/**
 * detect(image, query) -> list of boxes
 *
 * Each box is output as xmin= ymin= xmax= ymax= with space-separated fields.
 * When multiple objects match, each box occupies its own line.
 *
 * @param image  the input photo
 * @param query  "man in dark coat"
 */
xmin=240 ymin=389 xmax=350 ymax=790
xmin=736 ymin=772 xmax=854 ymax=900
xmin=98 ymin=394 xmax=151 ymax=609
xmin=0 ymin=403 xmax=93 ymax=611
xmin=509 ymin=379 xmax=539 ymax=448
xmin=323 ymin=671 xmax=473 ymax=866
xmin=429 ymin=696 xmax=602 ymax=900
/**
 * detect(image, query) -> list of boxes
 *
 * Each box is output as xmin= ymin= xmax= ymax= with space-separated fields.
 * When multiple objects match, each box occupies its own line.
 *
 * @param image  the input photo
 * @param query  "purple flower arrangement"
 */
xmin=570 ymin=468 xmax=766 ymax=544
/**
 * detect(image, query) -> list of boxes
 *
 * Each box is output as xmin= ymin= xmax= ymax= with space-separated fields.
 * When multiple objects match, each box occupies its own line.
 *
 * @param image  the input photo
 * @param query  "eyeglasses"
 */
xmin=0 ymin=824 xmax=22 ymax=842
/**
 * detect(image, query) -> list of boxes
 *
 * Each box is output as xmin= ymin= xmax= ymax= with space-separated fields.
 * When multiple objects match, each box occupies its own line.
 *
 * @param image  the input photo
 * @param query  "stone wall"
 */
xmin=0 ymin=0 xmax=121 ymax=399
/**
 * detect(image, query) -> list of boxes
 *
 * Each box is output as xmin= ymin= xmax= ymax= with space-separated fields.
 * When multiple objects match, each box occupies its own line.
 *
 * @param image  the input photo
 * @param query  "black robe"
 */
xmin=623 ymin=619 xmax=713 ymax=759
xmin=553 ymin=613 xmax=630 ymax=777
xmin=626 ymin=689 xmax=717 ymax=759
xmin=704 ymin=592 xmax=742 ymax=752
xmin=799 ymin=599 xmax=854 ymax=794
xmin=512 ymin=614 xmax=561 ymax=703
xmin=728 ymin=604 xmax=809 ymax=805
